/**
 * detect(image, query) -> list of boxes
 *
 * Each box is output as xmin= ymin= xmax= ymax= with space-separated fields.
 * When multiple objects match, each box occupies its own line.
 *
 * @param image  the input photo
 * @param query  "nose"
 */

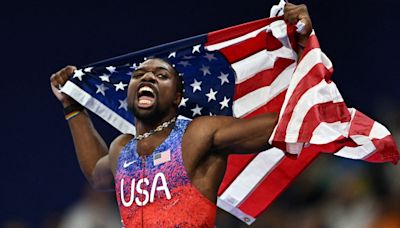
xmin=141 ymin=71 xmax=156 ymax=83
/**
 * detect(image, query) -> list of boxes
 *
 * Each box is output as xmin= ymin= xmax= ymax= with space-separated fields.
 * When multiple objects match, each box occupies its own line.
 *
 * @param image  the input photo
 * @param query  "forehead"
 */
xmin=136 ymin=59 xmax=174 ymax=72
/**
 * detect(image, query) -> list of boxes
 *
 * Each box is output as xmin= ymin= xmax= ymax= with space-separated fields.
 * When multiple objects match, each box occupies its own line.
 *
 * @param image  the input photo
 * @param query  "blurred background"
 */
xmin=1 ymin=0 xmax=399 ymax=227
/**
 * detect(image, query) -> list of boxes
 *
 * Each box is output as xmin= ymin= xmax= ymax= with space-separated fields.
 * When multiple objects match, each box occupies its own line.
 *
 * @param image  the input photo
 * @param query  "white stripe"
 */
xmin=233 ymin=46 xmax=296 ymax=84
xmin=61 ymin=81 xmax=136 ymax=135
xmin=233 ymin=62 xmax=295 ymax=117
xmin=217 ymin=198 xmax=256 ymax=225
xmin=205 ymin=25 xmax=270 ymax=51
xmin=284 ymin=80 xmax=344 ymax=142
xmin=334 ymin=135 xmax=376 ymax=160
xmin=219 ymin=148 xmax=285 ymax=206
xmin=369 ymin=121 xmax=391 ymax=139
xmin=310 ymin=121 xmax=350 ymax=144
xmin=271 ymin=48 xmax=332 ymax=140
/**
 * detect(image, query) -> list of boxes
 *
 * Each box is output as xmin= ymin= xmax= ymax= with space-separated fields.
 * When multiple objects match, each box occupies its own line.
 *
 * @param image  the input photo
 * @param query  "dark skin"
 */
xmin=50 ymin=3 xmax=312 ymax=203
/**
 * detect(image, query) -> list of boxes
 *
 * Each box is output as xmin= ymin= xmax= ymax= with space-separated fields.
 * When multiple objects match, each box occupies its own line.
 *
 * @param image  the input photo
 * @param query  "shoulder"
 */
xmin=109 ymin=134 xmax=133 ymax=157
xmin=186 ymin=116 xmax=237 ymax=132
xmin=184 ymin=115 xmax=237 ymax=141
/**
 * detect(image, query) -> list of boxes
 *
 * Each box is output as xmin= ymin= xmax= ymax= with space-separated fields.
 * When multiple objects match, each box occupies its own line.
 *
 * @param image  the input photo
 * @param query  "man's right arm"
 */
xmin=50 ymin=66 xmax=114 ymax=191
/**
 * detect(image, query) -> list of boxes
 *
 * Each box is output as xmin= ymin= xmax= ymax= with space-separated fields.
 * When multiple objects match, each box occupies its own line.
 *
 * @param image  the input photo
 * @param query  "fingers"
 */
xmin=50 ymin=65 xmax=77 ymax=88
xmin=284 ymin=3 xmax=312 ymax=36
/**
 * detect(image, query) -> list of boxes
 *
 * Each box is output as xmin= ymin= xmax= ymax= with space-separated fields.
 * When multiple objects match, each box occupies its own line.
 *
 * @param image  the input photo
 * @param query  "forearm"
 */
xmin=67 ymin=110 xmax=109 ymax=184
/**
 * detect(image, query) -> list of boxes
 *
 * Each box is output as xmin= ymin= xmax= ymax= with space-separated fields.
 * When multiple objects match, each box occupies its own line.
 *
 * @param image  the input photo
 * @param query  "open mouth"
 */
xmin=137 ymin=86 xmax=156 ymax=108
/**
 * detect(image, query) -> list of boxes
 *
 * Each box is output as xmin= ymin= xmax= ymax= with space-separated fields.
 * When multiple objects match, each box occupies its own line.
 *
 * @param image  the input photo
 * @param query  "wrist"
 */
xmin=64 ymin=103 xmax=84 ymax=121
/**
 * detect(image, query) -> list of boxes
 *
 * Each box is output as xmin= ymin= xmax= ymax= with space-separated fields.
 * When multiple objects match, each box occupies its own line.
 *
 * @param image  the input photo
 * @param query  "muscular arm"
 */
xmin=67 ymin=110 xmax=114 ymax=191
xmin=51 ymin=66 xmax=116 ymax=191
xmin=186 ymin=113 xmax=277 ymax=155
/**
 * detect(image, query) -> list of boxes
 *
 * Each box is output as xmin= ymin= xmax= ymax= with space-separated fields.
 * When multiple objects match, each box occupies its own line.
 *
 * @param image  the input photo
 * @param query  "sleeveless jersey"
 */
xmin=115 ymin=118 xmax=217 ymax=227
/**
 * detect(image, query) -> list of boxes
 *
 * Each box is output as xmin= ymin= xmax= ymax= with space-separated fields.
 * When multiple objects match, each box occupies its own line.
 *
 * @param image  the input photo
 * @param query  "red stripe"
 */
xmin=241 ymin=91 xmax=287 ymax=118
xmin=218 ymin=91 xmax=287 ymax=194
xmin=365 ymin=136 xmax=399 ymax=164
xmin=348 ymin=110 xmax=374 ymax=137
xmin=298 ymin=34 xmax=320 ymax=62
xmin=218 ymin=31 xmax=284 ymax=63
xmin=273 ymin=62 xmax=332 ymax=141
xmin=237 ymin=148 xmax=319 ymax=217
xmin=218 ymin=154 xmax=257 ymax=195
xmin=297 ymin=101 xmax=350 ymax=142
xmin=206 ymin=17 xmax=282 ymax=46
xmin=233 ymin=58 xmax=294 ymax=100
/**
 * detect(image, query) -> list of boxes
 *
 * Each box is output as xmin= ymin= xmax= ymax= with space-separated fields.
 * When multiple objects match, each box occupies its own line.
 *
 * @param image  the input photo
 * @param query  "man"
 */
xmin=50 ymin=3 xmax=312 ymax=227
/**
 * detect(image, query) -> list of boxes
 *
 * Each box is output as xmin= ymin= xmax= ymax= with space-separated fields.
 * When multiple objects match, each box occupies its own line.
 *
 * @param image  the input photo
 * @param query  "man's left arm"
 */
xmin=187 ymin=113 xmax=277 ymax=155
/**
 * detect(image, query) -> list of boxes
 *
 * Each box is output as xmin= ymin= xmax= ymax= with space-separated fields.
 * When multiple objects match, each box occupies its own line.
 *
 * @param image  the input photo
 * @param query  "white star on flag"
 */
xmin=130 ymin=63 xmax=137 ymax=69
xmin=84 ymin=67 xmax=93 ymax=73
xmin=95 ymin=83 xmax=109 ymax=96
xmin=114 ymin=81 xmax=128 ymax=91
xmin=190 ymin=79 xmax=202 ymax=93
xmin=205 ymin=88 xmax=218 ymax=102
xmin=199 ymin=65 xmax=211 ymax=76
xmin=99 ymin=74 xmax=110 ymax=82
xmin=73 ymin=69 xmax=85 ymax=81
xmin=218 ymin=72 xmax=230 ymax=85
xmin=168 ymin=52 xmax=176 ymax=58
xmin=118 ymin=99 xmax=128 ymax=111
xmin=192 ymin=44 xmax=201 ymax=53
xmin=183 ymin=55 xmax=195 ymax=59
xmin=179 ymin=97 xmax=189 ymax=107
xmin=178 ymin=61 xmax=191 ymax=67
xmin=219 ymin=96 xmax=230 ymax=110
xmin=204 ymin=53 xmax=217 ymax=61
xmin=191 ymin=104 xmax=202 ymax=116
xmin=106 ymin=66 xmax=116 ymax=74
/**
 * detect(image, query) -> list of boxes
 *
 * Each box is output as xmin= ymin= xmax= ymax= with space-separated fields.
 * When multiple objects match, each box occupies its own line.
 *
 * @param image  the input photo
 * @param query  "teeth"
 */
xmin=139 ymin=86 xmax=154 ymax=94
xmin=139 ymin=99 xmax=152 ymax=105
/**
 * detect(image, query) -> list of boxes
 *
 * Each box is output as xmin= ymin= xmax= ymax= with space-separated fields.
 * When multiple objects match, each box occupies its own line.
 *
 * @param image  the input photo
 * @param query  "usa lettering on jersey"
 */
xmin=120 ymin=172 xmax=171 ymax=207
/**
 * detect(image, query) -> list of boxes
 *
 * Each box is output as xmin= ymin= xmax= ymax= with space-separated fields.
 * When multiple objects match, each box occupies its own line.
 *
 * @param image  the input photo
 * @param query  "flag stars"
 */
xmin=199 ymin=65 xmax=211 ymax=76
xmin=183 ymin=55 xmax=195 ymax=59
xmin=99 ymin=74 xmax=110 ymax=82
xmin=203 ymin=53 xmax=217 ymax=61
xmin=191 ymin=104 xmax=203 ymax=116
xmin=118 ymin=99 xmax=128 ymax=111
xmin=168 ymin=52 xmax=176 ymax=58
xmin=190 ymin=79 xmax=202 ymax=93
xmin=179 ymin=97 xmax=189 ymax=107
xmin=219 ymin=96 xmax=230 ymax=110
xmin=178 ymin=61 xmax=191 ymax=67
xmin=130 ymin=63 xmax=137 ymax=69
xmin=106 ymin=66 xmax=116 ymax=74
xmin=218 ymin=72 xmax=230 ymax=85
xmin=205 ymin=88 xmax=218 ymax=102
xmin=73 ymin=69 xmax=85 ymax=81
xmin=95 ymin=83 xmax=109 ymax=96
xmin=84 ymin=67 xmax=93 ymax=73
xmin=192 ymin=44 xmax=201 ymax=53
xmin=114 ymin=81 xmax=128 ymax=91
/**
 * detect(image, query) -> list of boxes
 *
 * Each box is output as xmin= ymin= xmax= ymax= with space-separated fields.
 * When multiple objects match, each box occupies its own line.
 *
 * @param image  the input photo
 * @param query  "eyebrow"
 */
xmin=134 ymin=66 xmax=170 ymax=72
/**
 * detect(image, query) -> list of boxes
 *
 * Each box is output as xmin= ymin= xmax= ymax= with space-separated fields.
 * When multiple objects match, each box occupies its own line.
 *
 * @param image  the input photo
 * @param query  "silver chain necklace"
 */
xmin=134 ymin=117 xmax=177 ymax=141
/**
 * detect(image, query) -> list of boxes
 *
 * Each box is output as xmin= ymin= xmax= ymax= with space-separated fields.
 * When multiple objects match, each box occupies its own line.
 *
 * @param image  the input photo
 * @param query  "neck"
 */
xmin=135 ymin=113 xmax=177 ymax=135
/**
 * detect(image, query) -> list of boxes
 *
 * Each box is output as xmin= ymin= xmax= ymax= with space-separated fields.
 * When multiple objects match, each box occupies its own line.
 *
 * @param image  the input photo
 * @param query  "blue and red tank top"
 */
xmin=115 ymin=117 xmax=216 ymax=227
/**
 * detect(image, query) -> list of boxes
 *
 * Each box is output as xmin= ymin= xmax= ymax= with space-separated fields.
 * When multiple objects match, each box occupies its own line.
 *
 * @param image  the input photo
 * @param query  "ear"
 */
xmin=173 ymin=92 xmax=183 ymax=106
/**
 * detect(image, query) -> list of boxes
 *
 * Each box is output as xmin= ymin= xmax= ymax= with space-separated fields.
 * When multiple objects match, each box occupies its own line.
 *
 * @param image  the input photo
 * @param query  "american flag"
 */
xmin=60 ymin=5 xmax=399 ymax=225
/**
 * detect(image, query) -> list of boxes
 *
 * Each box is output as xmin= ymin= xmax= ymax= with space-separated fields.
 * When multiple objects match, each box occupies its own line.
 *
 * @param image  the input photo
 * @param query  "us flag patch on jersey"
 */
xmin=153 ymin=150 xmax=171 ymax=166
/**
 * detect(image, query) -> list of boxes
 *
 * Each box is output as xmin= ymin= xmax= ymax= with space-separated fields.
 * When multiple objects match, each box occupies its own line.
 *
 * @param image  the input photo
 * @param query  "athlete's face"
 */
xmin=128 ymin=59 xmax=182 ymax=120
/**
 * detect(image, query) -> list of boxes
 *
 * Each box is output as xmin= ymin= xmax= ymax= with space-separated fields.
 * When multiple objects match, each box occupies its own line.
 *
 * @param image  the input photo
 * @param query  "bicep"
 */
xmin=90 ymin=134 xmax=130 ymax=191
xmin=212 ymin=113 xmax=277 ymax=154
xmin=90 ymin=155 xmax=114 ymax=191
